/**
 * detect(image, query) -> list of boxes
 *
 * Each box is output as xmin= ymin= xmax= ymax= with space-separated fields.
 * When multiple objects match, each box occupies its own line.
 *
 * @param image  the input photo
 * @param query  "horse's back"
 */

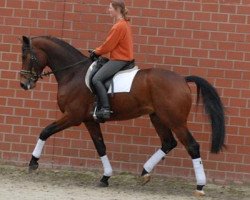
xmin=132 ymin=68 xmax=189 ymax=95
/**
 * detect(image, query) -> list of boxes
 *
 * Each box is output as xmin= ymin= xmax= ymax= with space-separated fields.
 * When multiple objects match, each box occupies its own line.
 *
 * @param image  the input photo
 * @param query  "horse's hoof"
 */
xmin=141 ymin=173 xmax=151 ymax=186
xmin=194 ymin=190 xmax=205 ymax=197
xmin=28 ymin=164 xmax=39 ymax=173
xmin=97 ymin=181 xmax=109 ymax=187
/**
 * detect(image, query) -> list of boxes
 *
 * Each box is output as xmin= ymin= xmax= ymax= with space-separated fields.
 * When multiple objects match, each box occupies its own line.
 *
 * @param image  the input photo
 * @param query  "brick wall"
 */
xmin=0 ymin=0 xmax=250 ymax=183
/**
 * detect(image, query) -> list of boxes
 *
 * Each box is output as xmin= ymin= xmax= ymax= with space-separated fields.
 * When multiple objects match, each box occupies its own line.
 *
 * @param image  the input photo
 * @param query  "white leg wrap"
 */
xmin=32 ymin=139 xmax=45 ymax=158
xmin=101 ymin=155 xmax=113 ymax=177
xmin=143 ymin=149 xmax=166 ymax=173
xmin=192 ymin=158 xmax=206 ymax=186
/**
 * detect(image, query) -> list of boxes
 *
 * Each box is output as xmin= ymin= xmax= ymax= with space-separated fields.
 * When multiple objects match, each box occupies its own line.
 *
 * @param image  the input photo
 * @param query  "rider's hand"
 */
xmin=89 ymin=50 xmax=100 ymax=61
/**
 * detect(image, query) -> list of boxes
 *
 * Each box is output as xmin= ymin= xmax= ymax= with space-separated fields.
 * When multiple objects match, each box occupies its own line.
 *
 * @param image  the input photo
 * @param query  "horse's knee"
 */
xmin=187 ymin=142 xmax=200 ymax=159
xmin=97 ymin=145 xmax=106 ymax=157
xmin=92 ymin=135 xmax=107 ymax=157
xmin=161 ymin=139 xmax=177 ymax=154
xmin=39 ymin=128 xmax=50 ymax=141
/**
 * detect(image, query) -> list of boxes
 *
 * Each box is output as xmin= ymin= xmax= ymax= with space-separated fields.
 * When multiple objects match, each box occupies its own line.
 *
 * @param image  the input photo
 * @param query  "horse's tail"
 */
xmin=185 ymin=75 xmax=225 ymax=153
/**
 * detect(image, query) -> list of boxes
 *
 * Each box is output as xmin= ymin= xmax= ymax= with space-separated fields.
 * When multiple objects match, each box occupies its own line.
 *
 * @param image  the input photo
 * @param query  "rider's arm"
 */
xmin=95 ymin=24 xmax=125 ymax=55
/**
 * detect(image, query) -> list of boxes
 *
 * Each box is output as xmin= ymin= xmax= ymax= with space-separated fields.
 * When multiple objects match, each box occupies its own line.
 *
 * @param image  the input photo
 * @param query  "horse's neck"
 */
xmin=38 ymin=38 xmax=89 ymax=85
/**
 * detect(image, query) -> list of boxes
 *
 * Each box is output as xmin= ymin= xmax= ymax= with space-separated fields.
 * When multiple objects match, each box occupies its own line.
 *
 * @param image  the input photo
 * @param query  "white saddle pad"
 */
xmin=85 ymin=61 xmax=140 ymax=94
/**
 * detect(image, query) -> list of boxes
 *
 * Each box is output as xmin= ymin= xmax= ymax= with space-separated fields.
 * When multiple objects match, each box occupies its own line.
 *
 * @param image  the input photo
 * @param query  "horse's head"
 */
xmin=20 ymin=36 xmax=48 ymax=90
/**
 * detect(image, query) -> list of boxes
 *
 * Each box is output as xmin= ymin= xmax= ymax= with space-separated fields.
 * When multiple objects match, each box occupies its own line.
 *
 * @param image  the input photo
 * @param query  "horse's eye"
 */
xmin=22 ymin=55 xmax=26 ymax=60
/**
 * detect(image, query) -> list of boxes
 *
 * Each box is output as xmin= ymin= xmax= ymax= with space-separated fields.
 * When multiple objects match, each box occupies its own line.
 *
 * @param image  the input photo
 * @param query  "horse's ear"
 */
xmin=22 ymin=36 xmax=30 ymax=47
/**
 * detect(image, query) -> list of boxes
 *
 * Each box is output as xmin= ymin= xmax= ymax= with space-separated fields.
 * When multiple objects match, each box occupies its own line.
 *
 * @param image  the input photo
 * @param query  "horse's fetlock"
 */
xmin=188 ymin=142 xmax=200 ymax=159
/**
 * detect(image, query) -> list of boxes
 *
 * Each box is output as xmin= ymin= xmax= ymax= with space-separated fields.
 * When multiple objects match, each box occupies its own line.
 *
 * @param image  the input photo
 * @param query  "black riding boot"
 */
xmin=93 ymin=81 xmax=112 ymax=120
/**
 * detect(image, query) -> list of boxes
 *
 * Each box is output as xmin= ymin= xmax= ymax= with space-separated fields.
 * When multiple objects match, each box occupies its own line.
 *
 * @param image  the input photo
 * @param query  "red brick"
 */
xmin=212 ymin=13 xmax=228 ymax=22
xmin=235 ymin=164 xmax=250 ymax=173
xmin=23 ymin=0 xmax=39 ymax=9
xmin=227 ymin=51 xmax=244 ymax=60
xmin=166 ymin=19 xmax=183 ymax=28
xmin=0 ymin=142 xmax=11 ymax=151
xmin=0 ymin=8 xmax=14 ymax=17
xmin=218 ymin=162 xmax=235 ymax=172
xmin=165 ymin=56 xmax=181 ymax=65
xmin=133 ymin=0 xmax=150 ymax=8
xmin=182 ymin=57 xmax=198 ymax=66
xmin=176 ymin=11 xmax=193 ymax=20
xmin=158 ymin=9 xmax=175 ymax=18
xmin=210 ymin=50 xmax=226 ymax=59
xmin=237 ymin=6 xmax=250 ymax=15
xmin=194 ymin=12 xmax=211 ymax=21
xmin=140 ymin=27 xmax=157 ymax=36
xmin=237 ymin=24 xmax=250 ymax=33
xmin=11 ymin=143 xmax=28 ymax=152
xmin=150 ymin=1 xmax=166 ymax=9
xmin=210 ymin=32 xmax=227 ymax=41
xmin=5 ymin=134 xmax=21 ymax=143
xmin=230 ymin=14 xmax=246 ymax=24
xmin=183 ymin=39 xmax=200 ymax=48
xmin=220 ymin=5 xmax=236 ymax=14
xmin=193 ymin=31 xmax=209 ymax=40
xmin=149 ymin=18 xmax=165 ymax=28
xmin=114 ymin=135 xmax=132 ymax=144
xmin=175 ymin=30 xmax=192 ymax=38
xmin=184 ymin=2 xmax=201 ymax=11
xmin=219 ymin=23 xmax=236 ymax=32
xmin=184 ymin=21 xmax=201 ymax=30
xmin=192 ymin=49 xmax=208 ymax=58
xmin=167 ymin=1 xmax=184 ymax=10
xmin=2 ymin=152 xmax=19 ymax=161
xmin=141 ymin=9 xmax=158 ymax=17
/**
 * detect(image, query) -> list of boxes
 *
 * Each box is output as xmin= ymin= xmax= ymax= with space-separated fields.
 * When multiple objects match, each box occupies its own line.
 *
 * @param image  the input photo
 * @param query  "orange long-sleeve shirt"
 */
xmin=95 ymin=19 xmax=134 ymax=61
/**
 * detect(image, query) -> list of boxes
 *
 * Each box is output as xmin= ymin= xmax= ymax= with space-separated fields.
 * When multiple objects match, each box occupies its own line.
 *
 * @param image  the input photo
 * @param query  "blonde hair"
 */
xmin=111 ymin=0 xmax=130 ymax=21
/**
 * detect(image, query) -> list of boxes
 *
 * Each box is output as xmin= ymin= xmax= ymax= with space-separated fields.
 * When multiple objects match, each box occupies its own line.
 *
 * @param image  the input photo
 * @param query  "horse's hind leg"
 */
xmin=172 ymin=125 xmax=206 ymax=196
xmin=141 ymin=114 xmax=177 ymax=185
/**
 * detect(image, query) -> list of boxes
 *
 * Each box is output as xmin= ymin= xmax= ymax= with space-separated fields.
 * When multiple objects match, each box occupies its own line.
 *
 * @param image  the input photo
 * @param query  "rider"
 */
xmin=90 ymin=0 xmax=134 ymax=120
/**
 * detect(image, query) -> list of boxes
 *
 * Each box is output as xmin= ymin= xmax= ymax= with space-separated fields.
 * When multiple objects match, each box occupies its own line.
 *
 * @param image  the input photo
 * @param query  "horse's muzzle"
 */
xmin=20 ymin=82 xmax=28 ymax=90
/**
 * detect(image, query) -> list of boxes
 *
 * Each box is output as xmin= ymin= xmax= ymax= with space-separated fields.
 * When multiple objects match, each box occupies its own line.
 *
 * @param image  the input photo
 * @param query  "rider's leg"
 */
xmin=92 ymin=60 xmax=127 ymax=118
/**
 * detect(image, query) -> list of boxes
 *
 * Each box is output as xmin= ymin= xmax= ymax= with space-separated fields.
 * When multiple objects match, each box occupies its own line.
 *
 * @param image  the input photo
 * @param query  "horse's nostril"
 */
xmin=20 ymin=82 xmax=27 ymax=90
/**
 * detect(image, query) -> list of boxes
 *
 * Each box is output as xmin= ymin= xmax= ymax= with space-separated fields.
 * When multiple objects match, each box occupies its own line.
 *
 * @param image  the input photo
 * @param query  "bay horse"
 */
xmin=20 ymin=36 xmax=225 ymax=196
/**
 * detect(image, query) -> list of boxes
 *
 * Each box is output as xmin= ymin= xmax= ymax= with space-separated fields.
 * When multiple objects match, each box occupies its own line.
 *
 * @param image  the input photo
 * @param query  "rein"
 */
xmin=20 ymin=60 xmax=88 ymax=79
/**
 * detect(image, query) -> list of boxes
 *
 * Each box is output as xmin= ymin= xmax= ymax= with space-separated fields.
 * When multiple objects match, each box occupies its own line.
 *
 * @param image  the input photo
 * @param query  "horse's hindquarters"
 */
xmin=146 ymin=68 xmax=192 ymax=128
xmin=107 ymin=68 xmax=192 ymax=126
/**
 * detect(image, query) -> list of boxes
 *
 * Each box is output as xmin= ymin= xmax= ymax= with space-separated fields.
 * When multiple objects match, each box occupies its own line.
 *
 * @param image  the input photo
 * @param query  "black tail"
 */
xmin=185 ymin=76 xmax=225 ymax=153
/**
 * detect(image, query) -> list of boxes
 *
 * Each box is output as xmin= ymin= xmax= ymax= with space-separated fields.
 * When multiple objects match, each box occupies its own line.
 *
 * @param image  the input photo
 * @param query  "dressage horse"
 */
xmin=20 ymin=36 xmax=225 ymax=196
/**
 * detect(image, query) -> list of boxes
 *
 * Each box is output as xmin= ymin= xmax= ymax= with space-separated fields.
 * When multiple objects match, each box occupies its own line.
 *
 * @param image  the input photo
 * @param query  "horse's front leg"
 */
xmin=29 ymin=115 xmax=75 ymax=172
xmin=84 ymin=121 xmax=112 ymax=187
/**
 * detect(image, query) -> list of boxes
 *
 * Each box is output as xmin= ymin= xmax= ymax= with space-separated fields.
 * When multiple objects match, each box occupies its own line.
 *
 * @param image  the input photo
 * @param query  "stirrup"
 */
xmin=92 ymin=106 xmax=113 ymax=123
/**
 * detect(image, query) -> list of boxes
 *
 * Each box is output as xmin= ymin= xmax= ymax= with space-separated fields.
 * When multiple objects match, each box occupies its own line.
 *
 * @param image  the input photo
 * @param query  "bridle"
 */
xmin=20 ymin=38 xmax=90 ymax=82
xmin=20 ymin=44 xmax=43 ymax=82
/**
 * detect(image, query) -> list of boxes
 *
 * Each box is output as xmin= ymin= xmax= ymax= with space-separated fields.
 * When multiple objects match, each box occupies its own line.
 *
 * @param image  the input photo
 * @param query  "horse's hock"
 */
xmin=0 ymin=0 xmax=250 ymax=187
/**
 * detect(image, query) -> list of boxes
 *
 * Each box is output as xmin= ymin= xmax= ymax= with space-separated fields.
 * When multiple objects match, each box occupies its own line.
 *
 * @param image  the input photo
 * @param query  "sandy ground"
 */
xmin=0 ymin=165 xmax=249 ymax=200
